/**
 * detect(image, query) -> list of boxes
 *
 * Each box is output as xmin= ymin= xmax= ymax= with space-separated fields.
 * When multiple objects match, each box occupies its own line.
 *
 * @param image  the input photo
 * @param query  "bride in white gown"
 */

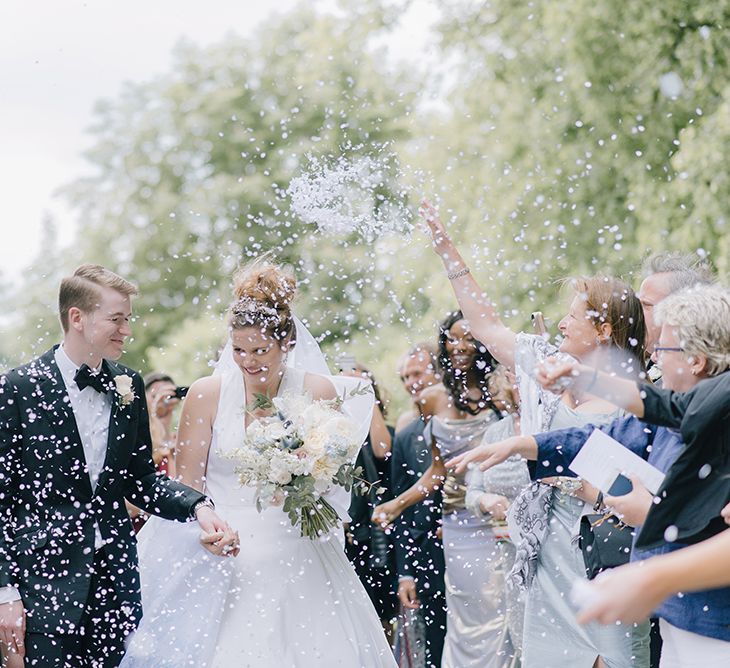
xmin=121 ymin=259 xmax=396 ymax=668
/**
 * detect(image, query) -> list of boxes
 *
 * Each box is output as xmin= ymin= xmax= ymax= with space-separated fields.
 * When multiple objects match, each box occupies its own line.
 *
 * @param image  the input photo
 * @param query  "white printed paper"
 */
xmin=568 ymin=429 xmax=665 ymax=494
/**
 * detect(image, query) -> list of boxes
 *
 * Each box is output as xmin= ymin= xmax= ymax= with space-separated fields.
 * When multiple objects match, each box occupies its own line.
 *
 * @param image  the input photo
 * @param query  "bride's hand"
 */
xmin=418 ymin=199 xmax=452 ymax=253
xmin=197 ymin=507 xmax=240 ymax=558
xmin=371 ymin=499 xmax=404 ymax=530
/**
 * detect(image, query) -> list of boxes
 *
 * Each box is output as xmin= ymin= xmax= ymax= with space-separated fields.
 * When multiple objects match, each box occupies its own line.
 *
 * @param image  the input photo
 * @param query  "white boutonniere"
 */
xmin=114 ymin=374 xmax=136 ymax=408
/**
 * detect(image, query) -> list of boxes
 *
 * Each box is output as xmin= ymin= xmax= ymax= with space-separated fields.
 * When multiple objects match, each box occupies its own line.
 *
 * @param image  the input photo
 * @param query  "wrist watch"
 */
xmin=593 ymin=491 xmax=605 ymax=513
xmin=191 ymin=497 xmax=215 ymax=520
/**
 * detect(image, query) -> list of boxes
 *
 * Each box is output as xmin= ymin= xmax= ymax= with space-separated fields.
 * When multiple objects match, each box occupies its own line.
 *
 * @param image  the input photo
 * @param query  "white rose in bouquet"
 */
xmin=312 ymin=458 xmax=340 ymax=489
xmin=263 ymin=420 xmax=289 ymax=442
xmin=301 ymin=428 xmax=329 ymax=457
xmin=268 ymin=460 xmax=294 ymax=486
xmin=298 ymin=402 xmax=334 ymax=432
xmin=228 ymin=393 xmax=369 ymax=539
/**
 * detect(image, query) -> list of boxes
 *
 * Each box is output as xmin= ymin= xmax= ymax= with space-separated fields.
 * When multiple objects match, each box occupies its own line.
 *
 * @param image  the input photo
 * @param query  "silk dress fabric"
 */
xmin=122 ymin=367 xmax=396 ymax=667
xmin=513 ymin=333 xmax=649 ymax=668
xmin=426 ymin=411 xmax=526 ymax=668
xmin=465 ymin=414 xmax=531 ymax=663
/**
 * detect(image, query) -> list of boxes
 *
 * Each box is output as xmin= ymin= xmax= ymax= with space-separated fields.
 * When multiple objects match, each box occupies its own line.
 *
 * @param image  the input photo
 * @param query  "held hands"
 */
xmin=446 ymin=436 xmax=520 ymax=475
xmin=196 ymin=506 xmax=240 ymax=558
xmin=397 ymin=579 xmax=420 ymax=610
xmin=0 ymin=600 xmax=25 ymax=660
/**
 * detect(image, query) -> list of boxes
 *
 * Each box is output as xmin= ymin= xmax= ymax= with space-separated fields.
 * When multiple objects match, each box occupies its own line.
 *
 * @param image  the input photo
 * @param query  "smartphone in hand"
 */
xmin=531 ymin=311 xmax=547 ymax=336
xmin=608 ymin=474 xmax=633 ymax=496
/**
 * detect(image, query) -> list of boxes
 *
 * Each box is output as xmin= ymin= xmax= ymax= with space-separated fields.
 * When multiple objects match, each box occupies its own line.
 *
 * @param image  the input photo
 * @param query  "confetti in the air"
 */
xmin=287 ymin=152 xmax=414 ymax=241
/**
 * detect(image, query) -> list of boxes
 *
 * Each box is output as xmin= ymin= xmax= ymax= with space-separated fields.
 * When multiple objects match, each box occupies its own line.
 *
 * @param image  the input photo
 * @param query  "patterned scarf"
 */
xmin=506 ymin=481 xmax=555 ymax=590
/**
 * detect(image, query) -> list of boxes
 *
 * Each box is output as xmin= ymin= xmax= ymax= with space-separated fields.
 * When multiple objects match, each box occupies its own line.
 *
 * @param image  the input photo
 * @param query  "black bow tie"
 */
xmin=74 ymin=364 xmax=112 ymax=394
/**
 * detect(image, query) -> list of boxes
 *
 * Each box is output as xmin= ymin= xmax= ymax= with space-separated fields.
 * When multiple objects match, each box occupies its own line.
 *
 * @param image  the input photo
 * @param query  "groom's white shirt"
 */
xmin=54 ymin=344 xmax=111 ymax=503
xmin=0 ymin=345 xmax=110 ymax=605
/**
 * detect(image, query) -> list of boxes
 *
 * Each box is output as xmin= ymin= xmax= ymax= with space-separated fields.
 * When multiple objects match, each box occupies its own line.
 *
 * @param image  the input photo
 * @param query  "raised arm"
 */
xmin=420 ymin=201 xmax=518 ymax=368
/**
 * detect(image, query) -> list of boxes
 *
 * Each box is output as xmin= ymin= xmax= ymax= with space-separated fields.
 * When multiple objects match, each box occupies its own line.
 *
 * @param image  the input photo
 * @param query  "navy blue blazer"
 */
xmin=390 ymin=417 xmax=445 ymax=595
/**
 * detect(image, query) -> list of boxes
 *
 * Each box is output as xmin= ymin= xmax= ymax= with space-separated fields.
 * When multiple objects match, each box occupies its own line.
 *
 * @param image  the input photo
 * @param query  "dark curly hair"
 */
xmin=437 ymin=311 xmax=498 ymax=416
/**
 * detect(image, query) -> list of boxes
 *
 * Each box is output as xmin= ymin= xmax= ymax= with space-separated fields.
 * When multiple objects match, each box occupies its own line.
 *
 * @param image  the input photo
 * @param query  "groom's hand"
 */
xmin=196 ymin=506 xmax=240 ymax=558
xmin=0 ymin=600 xmax=26 ymax=659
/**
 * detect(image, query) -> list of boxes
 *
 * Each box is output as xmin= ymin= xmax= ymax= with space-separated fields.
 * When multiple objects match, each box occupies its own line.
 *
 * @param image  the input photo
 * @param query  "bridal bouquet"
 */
xmin=227 ymin=389 xmax=370 ymax=538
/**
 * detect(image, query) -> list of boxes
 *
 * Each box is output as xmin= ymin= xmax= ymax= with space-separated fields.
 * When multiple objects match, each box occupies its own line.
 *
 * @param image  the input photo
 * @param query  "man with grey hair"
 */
xmin=638 ymin=251 xmax=715 ymax=355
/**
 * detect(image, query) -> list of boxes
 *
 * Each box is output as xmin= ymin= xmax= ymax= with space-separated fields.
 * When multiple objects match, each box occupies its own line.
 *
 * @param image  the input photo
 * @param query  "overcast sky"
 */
xmin=0 ymin=0 xmax=436 ymax=283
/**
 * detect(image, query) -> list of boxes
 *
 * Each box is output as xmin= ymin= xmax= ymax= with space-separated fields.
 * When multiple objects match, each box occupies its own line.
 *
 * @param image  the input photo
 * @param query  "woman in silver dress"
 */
xmin=465 ymin=367 xmax=530 ymax=663
xmin=373 ymin=312 xmax=525 ymax=667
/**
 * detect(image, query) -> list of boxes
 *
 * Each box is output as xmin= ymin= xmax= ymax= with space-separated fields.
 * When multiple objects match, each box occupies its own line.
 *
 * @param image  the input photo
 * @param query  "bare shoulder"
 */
xmin=183 ymin=375 xmax=222 ymax=415
xmin=418 ymin=385 xmax=450 ymax=419
xmin=303 ymin=372 xmax=338 ymax=401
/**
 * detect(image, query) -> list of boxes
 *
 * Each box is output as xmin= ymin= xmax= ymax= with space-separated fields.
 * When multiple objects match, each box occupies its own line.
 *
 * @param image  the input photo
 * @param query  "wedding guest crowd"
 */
xmin=395 ymin=200 xmax=727 ymax=668
xmin=105 ymin=236 xmax=726 ymax=668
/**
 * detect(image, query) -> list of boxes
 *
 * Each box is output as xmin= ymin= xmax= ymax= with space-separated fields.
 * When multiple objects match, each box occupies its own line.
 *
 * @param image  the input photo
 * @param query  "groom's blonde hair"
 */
xmin=59 ymin=264 xmax=138 ymax=332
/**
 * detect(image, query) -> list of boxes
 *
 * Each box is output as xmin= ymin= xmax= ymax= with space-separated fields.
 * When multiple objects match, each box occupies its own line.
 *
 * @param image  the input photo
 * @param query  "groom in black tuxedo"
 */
xmin=0 ymin=264 xmax=237 ymax=667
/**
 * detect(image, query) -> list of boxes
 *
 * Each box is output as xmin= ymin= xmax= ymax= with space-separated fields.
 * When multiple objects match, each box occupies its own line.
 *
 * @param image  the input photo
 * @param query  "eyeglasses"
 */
xmin=653 ymin=346 xmax=684 ymax=354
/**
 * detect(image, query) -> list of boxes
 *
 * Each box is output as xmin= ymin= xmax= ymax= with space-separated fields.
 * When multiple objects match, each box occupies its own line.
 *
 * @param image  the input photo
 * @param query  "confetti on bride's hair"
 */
xmin=286 ymin=152 xmax=414 ymax=241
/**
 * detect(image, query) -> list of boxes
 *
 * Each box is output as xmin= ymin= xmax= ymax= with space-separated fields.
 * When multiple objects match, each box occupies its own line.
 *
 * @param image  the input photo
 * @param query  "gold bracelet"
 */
xmin=447 ymin=267 xmax=470 ymax=280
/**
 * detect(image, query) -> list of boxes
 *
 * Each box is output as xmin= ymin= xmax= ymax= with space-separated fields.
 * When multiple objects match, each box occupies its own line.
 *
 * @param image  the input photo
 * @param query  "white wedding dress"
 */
xmin=122 ymin=363 xmax=396 ymax=667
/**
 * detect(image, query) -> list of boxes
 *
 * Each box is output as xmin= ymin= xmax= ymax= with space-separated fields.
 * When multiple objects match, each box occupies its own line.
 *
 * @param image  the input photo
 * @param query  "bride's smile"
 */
xmin=231 ymin=326 xmax=289 ymax=389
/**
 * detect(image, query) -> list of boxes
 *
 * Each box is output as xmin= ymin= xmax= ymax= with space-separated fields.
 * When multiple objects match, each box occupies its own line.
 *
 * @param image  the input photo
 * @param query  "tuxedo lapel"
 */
xmin=96 ymin=360 xmax=135 ymax=494
xmin=35 ymin=348 xmax=93 ymax=498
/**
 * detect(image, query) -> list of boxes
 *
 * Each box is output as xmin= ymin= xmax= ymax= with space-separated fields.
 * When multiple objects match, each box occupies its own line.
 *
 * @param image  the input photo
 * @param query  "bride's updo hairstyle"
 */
xmin=229 ymin=257 xmax=297 ymax=344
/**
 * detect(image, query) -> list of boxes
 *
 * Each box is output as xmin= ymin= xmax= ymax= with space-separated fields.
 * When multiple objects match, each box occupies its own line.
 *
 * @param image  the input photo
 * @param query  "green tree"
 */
xmin=2 ymin=215 xmax=66 ymax=365
xmin=58 ymin=2 xmax=417 ymax=371
xmin=7 ymin=0 xmax=730 ymax=418
xmin=403 ymin=0 xmax=730 ymax=332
